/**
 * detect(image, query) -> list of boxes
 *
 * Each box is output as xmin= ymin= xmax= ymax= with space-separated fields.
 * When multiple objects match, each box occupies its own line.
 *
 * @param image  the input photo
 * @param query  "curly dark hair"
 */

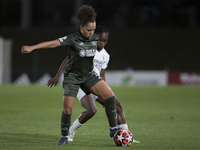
xmin=76 ymin=5 xmax=96 ymax=26
xmin=95 ymin=25 xmax=109 ymax=36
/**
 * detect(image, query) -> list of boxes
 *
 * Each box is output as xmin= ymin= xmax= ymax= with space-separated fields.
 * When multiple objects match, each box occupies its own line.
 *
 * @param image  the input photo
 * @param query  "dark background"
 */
xmin=0 ymin=0 xmax=200 ymax=81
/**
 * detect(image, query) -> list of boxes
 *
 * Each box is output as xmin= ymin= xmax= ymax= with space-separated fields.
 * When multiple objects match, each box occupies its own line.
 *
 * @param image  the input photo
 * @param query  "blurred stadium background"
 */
xmin=0 ymin=0 xmax=200 ymax=85
xmin=1 ymin=1 xmax=200 ymax=149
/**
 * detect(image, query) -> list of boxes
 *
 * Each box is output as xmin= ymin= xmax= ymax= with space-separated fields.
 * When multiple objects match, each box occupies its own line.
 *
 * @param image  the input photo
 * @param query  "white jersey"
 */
xmin=93 ymin=48 xmax=110 ymax=76
xmin=77 ymin=48 xmax=110 ymax=101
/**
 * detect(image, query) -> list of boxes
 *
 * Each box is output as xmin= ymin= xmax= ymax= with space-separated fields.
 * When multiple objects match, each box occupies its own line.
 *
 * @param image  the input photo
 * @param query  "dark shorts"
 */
xmin=62 ymin=71 xmax=102 ymax=97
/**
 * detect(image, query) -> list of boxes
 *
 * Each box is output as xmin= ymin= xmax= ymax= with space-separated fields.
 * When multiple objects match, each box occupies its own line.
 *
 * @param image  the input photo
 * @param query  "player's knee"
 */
xmin=87 ymin=107 xmax=97 ymax=118
xmin=63 ymin=106 xmax=73 ymax=114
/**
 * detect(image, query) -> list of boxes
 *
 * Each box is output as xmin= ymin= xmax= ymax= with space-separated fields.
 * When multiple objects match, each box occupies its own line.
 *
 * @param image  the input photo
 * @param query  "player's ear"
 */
xmin=80 ymin=25 xmax=83 ymax=30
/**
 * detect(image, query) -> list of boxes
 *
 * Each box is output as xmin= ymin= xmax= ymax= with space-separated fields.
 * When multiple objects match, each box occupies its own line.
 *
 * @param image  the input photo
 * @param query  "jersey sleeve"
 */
xmin=101 ymin=54 xmax=110 ymax=69
xmin=58 ymin=35 xmax=72 ymax=47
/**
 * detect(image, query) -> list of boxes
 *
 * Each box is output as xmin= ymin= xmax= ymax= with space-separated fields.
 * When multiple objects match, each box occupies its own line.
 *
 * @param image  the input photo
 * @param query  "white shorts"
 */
xmin=77 ymin=88 xmax=98 ymax=101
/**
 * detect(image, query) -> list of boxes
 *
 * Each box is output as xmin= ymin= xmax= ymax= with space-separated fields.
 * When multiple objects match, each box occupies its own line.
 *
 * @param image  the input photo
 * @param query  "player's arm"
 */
xmin=21 ymin=39 xmax=61 ymax=54
xmin=100 ymin=69 xmax=106 ymax=81
xmin=47 ymin=56 xmax=69 ymax=88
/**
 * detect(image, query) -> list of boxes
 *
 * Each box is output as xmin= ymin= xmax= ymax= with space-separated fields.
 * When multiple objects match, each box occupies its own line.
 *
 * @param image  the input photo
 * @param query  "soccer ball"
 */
xmin=114 ymin=129 xmax=133 ymax=147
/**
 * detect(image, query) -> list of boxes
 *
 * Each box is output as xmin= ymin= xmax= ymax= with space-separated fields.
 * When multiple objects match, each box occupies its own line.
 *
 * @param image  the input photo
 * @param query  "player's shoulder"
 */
xmin=69 ymin=31 xmax=81 ymax=39
xmin=92 ymin=33 xmax=98 ymax=41
xmin=59 ymin=32 xmax=78 ymax=41
xmin=102 ymin=48 xmax=110 ymax=57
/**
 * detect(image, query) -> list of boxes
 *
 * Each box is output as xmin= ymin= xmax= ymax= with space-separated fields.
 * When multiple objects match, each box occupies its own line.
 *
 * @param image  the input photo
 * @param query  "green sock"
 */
xmin=61 ymin=112 xmax=71 ymax=136
xmin=105 ymin=96 xmax=117 ymax=128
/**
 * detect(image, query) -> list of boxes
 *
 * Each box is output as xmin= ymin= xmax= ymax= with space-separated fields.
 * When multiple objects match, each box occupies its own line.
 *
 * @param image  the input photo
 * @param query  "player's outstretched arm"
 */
xmin=47 ymin=56 xmax=69 ymax=88
xmin=21 ymin=39 xmax=61 ymax=54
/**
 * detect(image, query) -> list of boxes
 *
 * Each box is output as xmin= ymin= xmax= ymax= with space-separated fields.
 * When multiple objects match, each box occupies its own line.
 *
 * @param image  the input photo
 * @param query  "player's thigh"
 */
xmin=90 ymin=80 xmax=114 ymax=100
xmin=62 ymin=75 xmax=80 ymax=97
xmin=77 ymin=88 xmax=86 ymax=101
xmin=80 ymin=94 xmax=97 ymax=112
xmin=96 ymin=97 xmax=105 ymax=106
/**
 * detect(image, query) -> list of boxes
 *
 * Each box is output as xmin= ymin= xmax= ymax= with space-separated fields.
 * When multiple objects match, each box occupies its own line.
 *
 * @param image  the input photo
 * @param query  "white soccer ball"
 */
xmin=114 ymin=129 xmax=133 ymax=147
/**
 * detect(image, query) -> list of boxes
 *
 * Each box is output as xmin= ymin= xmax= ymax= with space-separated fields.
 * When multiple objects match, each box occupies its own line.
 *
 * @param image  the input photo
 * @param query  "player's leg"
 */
xmin=96 ymin=96 xmax=128 ymax=129
xmin=58 ymin=96 xmax=76 ymax=145
xmin=89 ymin=80 xmax=118 ymax=137
xmin=96 ymin=96 xmax=140 ymax=143
xmin=79 ymin=94 xmax=97 ymax=123
xmin=114 ymin=97 xmax=128 ymax=129
xmin=69 ymin=94 xmax=97 ymax=141
xmin=58 ymin=77 xmax=79 ymax=145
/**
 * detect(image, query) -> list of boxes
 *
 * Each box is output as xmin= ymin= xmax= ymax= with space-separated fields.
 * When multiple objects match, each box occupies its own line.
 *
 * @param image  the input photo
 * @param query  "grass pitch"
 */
xmin=0 ymin=85 xmax=200 ymax=150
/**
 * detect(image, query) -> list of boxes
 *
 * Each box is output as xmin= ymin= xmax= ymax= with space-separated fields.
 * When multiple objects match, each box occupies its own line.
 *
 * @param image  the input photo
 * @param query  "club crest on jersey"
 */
xmin=79 ymin=49 xmax=96 ymax=57
xmin=79 ymin=50 xmax=86 ymax=57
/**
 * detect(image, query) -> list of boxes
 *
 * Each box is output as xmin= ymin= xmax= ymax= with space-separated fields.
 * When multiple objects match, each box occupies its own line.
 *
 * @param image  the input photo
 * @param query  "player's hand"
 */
xmin=47 ymin=76 xmax=59 ymax=88
xmin=21 ymin=46 xmax=34 ymax=54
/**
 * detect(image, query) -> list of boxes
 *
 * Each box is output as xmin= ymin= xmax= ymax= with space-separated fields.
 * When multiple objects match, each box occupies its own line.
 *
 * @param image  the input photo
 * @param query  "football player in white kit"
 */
xmin=47 ymin=25 xmax=140 ymax=143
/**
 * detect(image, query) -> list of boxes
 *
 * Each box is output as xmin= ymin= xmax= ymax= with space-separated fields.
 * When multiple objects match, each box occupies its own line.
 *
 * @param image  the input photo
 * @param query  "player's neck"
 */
xmin=97 ymin=46 xmax=103 ymax=52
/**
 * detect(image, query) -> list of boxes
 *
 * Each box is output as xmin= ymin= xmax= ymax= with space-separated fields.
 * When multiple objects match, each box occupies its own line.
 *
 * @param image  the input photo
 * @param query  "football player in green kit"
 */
xmin=47 ymin=25 xmax=140 ymax=144
xmin=21 ymin=5 xmax=118 ymax=145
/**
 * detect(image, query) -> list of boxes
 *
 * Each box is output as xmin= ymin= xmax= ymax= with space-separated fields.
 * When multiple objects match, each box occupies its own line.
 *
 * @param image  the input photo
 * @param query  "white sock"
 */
xmin=61 ymin=135 xmax=68 ymax=138
xmin=118 ymin=124 xmax=128 ymax=130
xmin=71 ymin=118 xmax=84 ymax=131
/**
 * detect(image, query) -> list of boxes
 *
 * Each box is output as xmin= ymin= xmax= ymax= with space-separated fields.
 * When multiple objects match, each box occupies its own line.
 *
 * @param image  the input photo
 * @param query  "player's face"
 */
xmin=80 ymin=22 xmax=96 ymax=39
xmin=97 ymin=33 xmax=109 ymax=50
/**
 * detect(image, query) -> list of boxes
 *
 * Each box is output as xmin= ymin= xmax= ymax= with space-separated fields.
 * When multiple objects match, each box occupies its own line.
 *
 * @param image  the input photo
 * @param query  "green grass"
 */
xmin=0 ymin=85 xmax=200 ymax=150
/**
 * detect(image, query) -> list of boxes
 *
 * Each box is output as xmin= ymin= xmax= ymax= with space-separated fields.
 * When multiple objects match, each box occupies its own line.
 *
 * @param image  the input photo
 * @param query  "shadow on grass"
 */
xmin=0 ymin=132 xmax=116 ymax=149
xmin=0 ymin=132 xmax=57 ymax=147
